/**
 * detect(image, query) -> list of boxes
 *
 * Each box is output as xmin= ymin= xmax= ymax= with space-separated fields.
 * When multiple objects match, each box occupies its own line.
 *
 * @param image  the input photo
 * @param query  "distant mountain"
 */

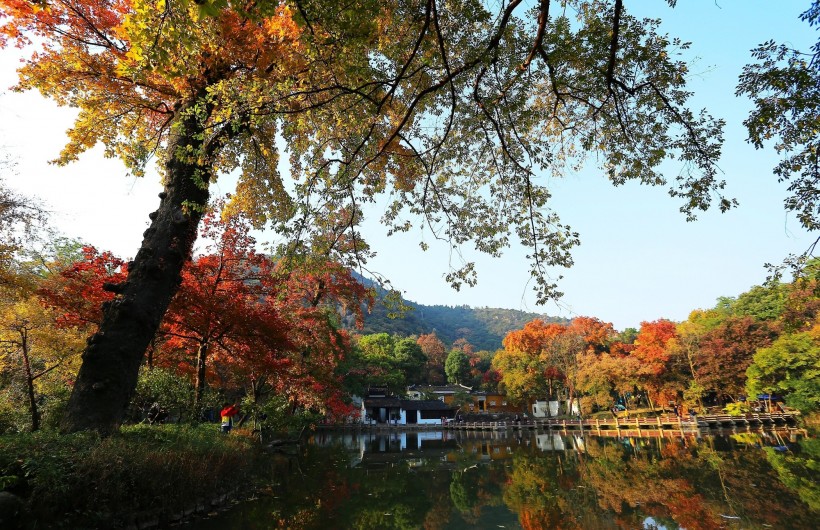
xmin=344 ymin=273 xmax=569 ymax=351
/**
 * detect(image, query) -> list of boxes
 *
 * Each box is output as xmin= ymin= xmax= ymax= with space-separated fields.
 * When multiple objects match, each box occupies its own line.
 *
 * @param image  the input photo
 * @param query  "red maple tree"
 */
xmin=38 ymin=246 xmax=127 ymax=331
xmin=158 ymin=205 xmax=371 ymax=416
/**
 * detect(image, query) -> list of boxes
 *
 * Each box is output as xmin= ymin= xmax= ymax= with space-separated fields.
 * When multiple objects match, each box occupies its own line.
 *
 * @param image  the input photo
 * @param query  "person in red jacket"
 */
xmin=220 ymin=403 xmax=239 ymax=433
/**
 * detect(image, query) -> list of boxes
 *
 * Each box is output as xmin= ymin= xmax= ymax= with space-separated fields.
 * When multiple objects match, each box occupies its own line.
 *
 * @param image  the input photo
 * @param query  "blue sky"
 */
xmin=0 ymin=2 xmax=815 ymax=332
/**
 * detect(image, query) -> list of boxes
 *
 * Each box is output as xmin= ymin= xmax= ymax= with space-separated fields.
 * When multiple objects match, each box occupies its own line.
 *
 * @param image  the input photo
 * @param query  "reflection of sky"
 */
xmin=644 ymin=517 xmax=671 ymax=530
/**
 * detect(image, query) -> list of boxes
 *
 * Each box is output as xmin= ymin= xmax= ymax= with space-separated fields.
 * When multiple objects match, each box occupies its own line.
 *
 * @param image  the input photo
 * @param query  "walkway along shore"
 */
xmin=320 ymin=412 xmax=802 ymax=439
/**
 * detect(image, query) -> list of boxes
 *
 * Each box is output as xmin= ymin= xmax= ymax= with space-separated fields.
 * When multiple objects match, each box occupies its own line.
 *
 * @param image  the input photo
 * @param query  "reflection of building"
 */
xmin=535 ymin=433 xmax=566 ymax=451
xmin=312 ymin=430 xmax=589 ymax=471
xmin=534 ymin=433 xmax=586 ymax=452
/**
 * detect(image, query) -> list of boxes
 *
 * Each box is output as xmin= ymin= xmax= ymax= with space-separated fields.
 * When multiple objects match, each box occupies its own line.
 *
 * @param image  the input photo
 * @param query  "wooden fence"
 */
xmin=323 ymin=413 xmax=800 ymax=436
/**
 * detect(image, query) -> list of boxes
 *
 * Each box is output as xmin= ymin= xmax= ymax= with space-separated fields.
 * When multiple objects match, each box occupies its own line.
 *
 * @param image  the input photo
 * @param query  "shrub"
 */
xmin=0 ymin=425 xmax=265 ymax=528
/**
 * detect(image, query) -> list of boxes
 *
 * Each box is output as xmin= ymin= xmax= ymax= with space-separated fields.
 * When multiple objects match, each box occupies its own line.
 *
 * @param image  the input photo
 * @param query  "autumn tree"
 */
xmin=567 ymin=317 xmax=616 ymax=354
xmin=496 ymin=317 xmax=616 ymax=410
xmin=256 ymin=258 xmax=369 ymax=417
xmin=546 ymin=331 xmax=586 ymax=415
xmin=632 ymin=319 xmax=678 ymax=410
xmin=468 ymin=350 xmax=497 ymax=390
xmin=37 ymin=246 xmax=127 ymax=331
xmin=780 ymin=258 xmax=820 ymax=331
xmin=1 ymin=0 xmax=729 ymax=433
xmin=0 ymin=298 xmax=84 ymax=431
xmin=669 ymin=310 xmax=718 ymax=409
xmin=417 ymin=332 xmax=447 ymax=385
xmin=158 ymin=209 xmax=293 ymax=406
xmin=496 ymin=319 xmax=563 ymax=404
xmin=0 ymin=238 xmax=91 ymax=432
xmin=491 ymin=347 xmax=552 ymax=406
xmin=695 ymin=316 xmax=780 ymax=402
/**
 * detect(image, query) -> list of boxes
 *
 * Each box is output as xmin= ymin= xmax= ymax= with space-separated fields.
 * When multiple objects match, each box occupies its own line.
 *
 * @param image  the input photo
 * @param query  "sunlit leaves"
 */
xmin=0 ymin=0 xmax=730 ymax=304
xmin=37 ymin=246 xmax=127 ymax=330
xmin=746 ymin=321 xmax=820 ymax=414
xmin=738 ymin=30 xmax=820 ymax=232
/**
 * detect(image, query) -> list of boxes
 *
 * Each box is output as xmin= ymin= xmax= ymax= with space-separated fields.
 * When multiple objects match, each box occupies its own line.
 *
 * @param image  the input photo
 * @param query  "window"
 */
xmin=490 ymin=400 xmax=497 ymax=406
xmin=502 ymin=401 xmax=507 ymax=406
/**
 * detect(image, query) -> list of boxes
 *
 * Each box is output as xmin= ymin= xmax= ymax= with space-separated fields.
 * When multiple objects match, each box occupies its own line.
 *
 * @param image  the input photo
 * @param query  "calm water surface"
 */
xmin=189 ymin=429 xmax=816 ymax=530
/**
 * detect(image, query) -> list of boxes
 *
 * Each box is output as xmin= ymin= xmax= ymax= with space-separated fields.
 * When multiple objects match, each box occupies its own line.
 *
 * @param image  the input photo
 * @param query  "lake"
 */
xmin=188 ymin=428 xmax=816 ymax=529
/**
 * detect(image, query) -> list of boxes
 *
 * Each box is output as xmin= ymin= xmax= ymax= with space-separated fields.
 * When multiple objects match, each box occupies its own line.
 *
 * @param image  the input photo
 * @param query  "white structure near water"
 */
xmin=531 ymin=399 xmax=580 ymax=417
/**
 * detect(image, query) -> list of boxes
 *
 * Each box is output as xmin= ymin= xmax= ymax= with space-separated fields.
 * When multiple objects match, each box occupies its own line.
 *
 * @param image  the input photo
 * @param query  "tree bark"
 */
xmin=61 ymin=107 xmax=211 ymax=435
xmin=20 ymin=331 xmax=40 ymax=432
xmin=194 ymin=340 xmax=209 ymax=407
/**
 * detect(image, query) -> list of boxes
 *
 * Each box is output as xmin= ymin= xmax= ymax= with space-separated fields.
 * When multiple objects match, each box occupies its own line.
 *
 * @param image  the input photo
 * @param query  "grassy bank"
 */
xmin=0 ymin=424 xmax=268 ymax=529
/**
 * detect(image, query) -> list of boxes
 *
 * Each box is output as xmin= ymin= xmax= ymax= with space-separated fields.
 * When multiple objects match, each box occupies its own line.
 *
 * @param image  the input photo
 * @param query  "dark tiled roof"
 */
xmin=399 ymin=399 xmax=456 ymax=411
xmin=363 ymin=398 xmax=402 ymax=408
xmin=409 ymin=384 xmax=473 ymax=394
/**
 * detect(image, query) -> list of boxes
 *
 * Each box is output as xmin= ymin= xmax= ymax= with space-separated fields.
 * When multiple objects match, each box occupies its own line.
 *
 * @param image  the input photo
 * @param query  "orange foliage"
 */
xmin=567 ymin=316 xmax=615 ymax=353
xmin=502 ymin=319 xmax=565 ymax=354
xmin=632 ymin=319 xmax=677 ymax=376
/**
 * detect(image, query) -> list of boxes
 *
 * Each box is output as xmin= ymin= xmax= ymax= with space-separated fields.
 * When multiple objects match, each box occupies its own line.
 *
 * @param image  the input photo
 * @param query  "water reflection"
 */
xmin=189 ymin=429 xmax=815 ymax=530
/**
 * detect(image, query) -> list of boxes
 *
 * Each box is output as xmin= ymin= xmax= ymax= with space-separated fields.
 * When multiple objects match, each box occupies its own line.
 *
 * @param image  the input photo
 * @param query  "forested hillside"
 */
xmin=345 ymin=275 xmax=568 ymax=350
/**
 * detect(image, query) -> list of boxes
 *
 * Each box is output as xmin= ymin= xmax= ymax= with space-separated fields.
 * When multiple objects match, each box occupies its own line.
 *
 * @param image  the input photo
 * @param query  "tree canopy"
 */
xmin=0 ymin=0 xmax=731 ymax=432
xmin=738 ymin=1 xmax=820 ymax=235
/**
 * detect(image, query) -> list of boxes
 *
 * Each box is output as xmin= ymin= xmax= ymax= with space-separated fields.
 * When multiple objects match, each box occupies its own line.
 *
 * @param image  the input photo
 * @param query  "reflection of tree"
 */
xmin=211 ymin=434 xmax=818 ymax=529
xmin=458 ymin=436 xmax=812 ymax=529
xmin=448 ymin=461 xmax=507 ymax=524
xmin=235 ymin=443 xmax=432 ymax=529
xmin=763 ymin=437 xmax=820 ymax=513
xmin=502 ymin=453 xmax=576 ymax=529
xmin=578 ymin=436 xmax=818 ymax=530
xmin=450 ymin=470 xmax=479 ymax=513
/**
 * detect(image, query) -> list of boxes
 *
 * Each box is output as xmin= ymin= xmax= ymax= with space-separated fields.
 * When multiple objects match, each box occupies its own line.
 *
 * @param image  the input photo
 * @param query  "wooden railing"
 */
xmin=322 ymin=412 xmax=799 ymax=432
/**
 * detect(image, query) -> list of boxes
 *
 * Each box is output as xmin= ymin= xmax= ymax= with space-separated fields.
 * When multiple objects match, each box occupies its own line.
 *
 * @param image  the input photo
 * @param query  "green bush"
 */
xmin=38 ymin=385 xmax=71 ymax=431
xmin=0 ymin=384 xmax=32 ymax=434
xmin=130 ymin=367 xmax=196 ymax=423
xmin=0 ymin=425 xmax=266 ymax=528
xmin=243 ymin=394 xmax=321 ymax=439
xmin=722 ymin=402 xmax=749 ymax=416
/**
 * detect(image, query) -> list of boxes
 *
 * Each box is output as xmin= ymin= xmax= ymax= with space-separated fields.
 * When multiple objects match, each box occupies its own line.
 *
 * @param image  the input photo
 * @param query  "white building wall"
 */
xmin=532 ymin=400 xmax=561 ymax=417
xmin=416 ymin=413 xmax=444 ymax=425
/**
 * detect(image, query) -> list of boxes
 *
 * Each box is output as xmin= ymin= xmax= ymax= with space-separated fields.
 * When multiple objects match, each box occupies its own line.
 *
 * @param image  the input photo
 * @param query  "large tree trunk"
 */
xmin=61 ymin=109 xmax=211 ymax=434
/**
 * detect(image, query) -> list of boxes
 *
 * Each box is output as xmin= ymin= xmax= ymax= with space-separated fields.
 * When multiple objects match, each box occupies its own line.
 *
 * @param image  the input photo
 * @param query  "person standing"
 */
xmin=220 ymin=403 xmax=239 ymax=433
